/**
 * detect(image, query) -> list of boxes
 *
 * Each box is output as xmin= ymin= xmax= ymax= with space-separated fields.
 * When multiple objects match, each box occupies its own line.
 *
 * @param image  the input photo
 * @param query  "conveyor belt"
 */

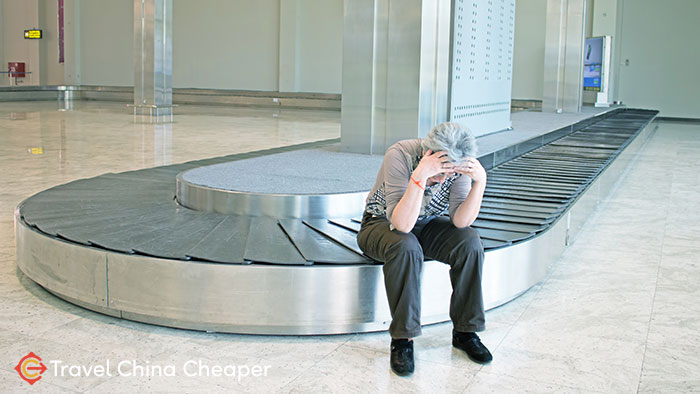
xmin=17 ymin=109 xmax=658 ymax=266
xmin=468 ymin=112 xmax=650 ymax=241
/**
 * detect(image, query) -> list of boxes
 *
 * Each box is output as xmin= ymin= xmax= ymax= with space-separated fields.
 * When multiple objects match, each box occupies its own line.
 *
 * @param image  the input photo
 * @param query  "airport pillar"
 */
xmin=542 ymin=0 xmax=587 ymax=113
xmin=132 ymin=0 xmax=173 ymax=122
xmin=340 ymin=0 xmax=451 ymax=155
xmin=63 ymin=0 xmax=81 ymax=86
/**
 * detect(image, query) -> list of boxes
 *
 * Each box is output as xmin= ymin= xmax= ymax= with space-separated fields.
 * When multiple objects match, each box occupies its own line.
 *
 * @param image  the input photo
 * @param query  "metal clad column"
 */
xmin=132 ymin=0 xmax=173 ymax=122
xmin=63 ymin=0 xmax=81 ymax=86
xmin=341 ymin=0 xmax=451 ymax=155
xmin=542 ymin=0 xmax=586 ymax=113
xmin=340 ymin=0 xmax=377 ymax=154
xmin=420 ymin=0 xmax=452 ymax=137
xmin=384 ymin=0 xmax=423 ymax=148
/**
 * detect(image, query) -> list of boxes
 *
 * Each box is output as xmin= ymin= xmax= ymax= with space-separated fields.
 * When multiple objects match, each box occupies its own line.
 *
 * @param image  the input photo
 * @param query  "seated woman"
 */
xmin=357 ymin=122 xmax=491 ymax=376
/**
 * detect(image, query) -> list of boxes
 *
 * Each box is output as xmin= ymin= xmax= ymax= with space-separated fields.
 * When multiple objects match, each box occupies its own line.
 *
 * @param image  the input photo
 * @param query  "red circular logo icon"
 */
xmin=14 ymin=352 xmax=47 ymax=385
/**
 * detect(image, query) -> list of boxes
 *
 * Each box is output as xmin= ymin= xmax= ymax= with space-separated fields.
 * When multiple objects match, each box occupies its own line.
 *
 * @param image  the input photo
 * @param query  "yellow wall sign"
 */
xmin=24 ymin=29 xmax=42 ymax=39
xmin=29 ymin=147 xmax=44 ymax=155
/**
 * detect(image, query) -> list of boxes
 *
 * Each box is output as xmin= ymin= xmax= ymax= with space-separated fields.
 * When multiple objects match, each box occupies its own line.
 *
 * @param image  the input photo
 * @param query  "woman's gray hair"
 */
xmin=421 ymin=122 xmax=478 ymax=162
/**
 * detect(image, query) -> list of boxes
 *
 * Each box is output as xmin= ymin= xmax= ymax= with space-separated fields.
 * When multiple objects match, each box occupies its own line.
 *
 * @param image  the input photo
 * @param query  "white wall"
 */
xmin=79 ymin=0 xmax=132 ymax=86
xmin=0 ymin=0 xmax=348 ymax=95
xmin=1 ymin=0 xmax=69 ymax=86
xmin=75 ymin=0 xmax=344 ymax=93
xmin=173 ymin=0 xmax=280 ymax=91
xmin=511 ymin=0 xmax=546 ymax=101
xmin=1 ymin=0 xmax=42 ymax=86
xmin=278 ymin=0 xmax=343 ymax=93
xmin=295 ymin=0 xmax=343 ymax=93
xmin=617 ymin=0 xmax=700 ymax=118
xmin=63 ymin=0 xmax=81 ymax=85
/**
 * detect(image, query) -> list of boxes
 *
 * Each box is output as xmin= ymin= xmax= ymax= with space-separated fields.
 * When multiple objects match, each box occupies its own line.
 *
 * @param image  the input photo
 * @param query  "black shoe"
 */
xmin=452 ymin=330 xmax=493 ymax=364
xmin=390 ymin=338 xmax=414 ymax=376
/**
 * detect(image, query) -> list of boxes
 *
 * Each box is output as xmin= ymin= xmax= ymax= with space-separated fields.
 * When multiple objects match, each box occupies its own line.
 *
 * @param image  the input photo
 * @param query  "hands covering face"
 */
xmin=414 ymin=150 xmax=456 ymax=183
xmin=453 ymin=157 xmax=487 ymax=183
xmin=414 ymin=150 xmax=486 ymax=185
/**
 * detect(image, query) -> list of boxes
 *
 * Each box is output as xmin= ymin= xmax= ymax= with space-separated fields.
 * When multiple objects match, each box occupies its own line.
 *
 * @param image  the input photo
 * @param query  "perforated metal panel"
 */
xmin=449 ymin=0 xmax=515 ymax=137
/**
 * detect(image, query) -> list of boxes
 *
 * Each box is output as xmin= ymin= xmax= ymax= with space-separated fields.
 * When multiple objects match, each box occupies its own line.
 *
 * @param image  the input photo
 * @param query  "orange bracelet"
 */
xmin=410 ymin=176 xmax=425 ymax=190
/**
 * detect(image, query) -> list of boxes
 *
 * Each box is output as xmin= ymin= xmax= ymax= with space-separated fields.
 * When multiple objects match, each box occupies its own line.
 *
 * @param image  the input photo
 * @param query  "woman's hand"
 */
xmin=413 ymin=150 xmax=455 ymax=181
xmin=451 ymin=158 xmax=487 ymax=228
xmin=455 ymin=158 xmax=487 ymax=184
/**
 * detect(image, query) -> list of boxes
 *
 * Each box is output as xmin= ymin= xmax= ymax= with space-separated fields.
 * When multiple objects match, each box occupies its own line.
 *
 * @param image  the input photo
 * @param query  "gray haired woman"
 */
xmin=357 ymin=121 xmax=491 ymax=376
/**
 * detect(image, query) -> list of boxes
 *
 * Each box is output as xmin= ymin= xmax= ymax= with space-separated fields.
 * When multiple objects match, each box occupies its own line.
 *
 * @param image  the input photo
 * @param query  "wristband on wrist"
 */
xmin=410 ymin=176 xmax=425 ymax=190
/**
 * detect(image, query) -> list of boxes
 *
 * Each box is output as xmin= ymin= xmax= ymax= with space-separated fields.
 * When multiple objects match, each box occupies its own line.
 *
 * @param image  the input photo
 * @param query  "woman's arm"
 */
xmin=390 ymin=150 xmax=454 ymax=232
xmin=451 ymin=158 xmax=487 ymax=228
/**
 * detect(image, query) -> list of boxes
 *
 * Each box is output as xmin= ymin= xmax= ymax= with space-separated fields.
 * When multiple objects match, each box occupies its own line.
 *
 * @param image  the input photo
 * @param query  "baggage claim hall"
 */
xmin=1 ymin=0 xmax=698 ymax=392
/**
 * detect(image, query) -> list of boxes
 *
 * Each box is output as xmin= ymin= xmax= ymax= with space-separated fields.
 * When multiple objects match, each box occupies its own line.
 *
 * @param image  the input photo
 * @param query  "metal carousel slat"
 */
xmin=328 ymin=218 xmax=361 ymax=233
xmin=497 ymin=165 xmax=599 ymax=176
xmin=482 ymin=192 xmax=567 ymax=205
xmin=303 ymin=219 xmax=368 ymax=258
xmin=478 ymin=207 xmax=554 ymax=221
xmin=476 ymin=212 xmax=550 ymax=226
xmin=485 ymin=181 xmax=580 ymax=193
xmin=489 ymin=170 xmax=587 ymax=183
xmin=473 ymin=227 xmax=533 ymax=242
xmin=485 ymin=177 xmax=584 ymax=191
xmin=279 ymin=219 xmax=369 ymax=264
xmin=85 ymin=207 xmax=188 ymax=253
xmin=22 ymin=207 xmax=89 ymax=227
xmin=472 ymin=218 xmax=544 ymax=234
xmin=481 ymin=238 xmax=511 ymax=249
xmin=47 ymin=202 xmax=178 ymax=243
xmin=131 ymin=213 xmax=229 ymax=260
xmin=517 ymin=155 xmax=608 ymax=165
xmin=244 ymin=217 xmax=307 ymax=265
xmin=482 ymin=197 xmax=563 ymax=209
xmin=507 ymin=158 xmax=603 ymax=168
xmin=186 ymin=215 xmax=251 ymax=264
xmin=485 ymin=185 xmax=574 ymax=198
xmin=498 ymin=163 xmax=599 ymax=174
xmin=480 ymin=200 xmax=562 ymax=215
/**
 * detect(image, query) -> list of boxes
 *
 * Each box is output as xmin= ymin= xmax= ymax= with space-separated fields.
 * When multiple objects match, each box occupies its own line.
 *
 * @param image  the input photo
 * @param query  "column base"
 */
xmin=128 ymin=104 xmax=176 ymax=123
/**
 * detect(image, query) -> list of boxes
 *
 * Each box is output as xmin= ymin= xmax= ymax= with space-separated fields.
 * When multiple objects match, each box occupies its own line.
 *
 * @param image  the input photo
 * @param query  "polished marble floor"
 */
xmin=0 ymin=102 xmax=699 ymax=393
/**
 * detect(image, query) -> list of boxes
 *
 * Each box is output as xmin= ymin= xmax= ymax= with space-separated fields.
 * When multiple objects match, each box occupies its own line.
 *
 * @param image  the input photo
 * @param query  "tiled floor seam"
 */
xmin=274 ymin=336 xmax=353 ymax=393
xmin=635 ymin=159 xmax=675 ymax=394
xmin=24 ymin=313 xmax=86 ymax=339
xmin=490 ymin=281 xmax=548 ymax=354
xmin=465 ymin=369 xmax=608 ymax=394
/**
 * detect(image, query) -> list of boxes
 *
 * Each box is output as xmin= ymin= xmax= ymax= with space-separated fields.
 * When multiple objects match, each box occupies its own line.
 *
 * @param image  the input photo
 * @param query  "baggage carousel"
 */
xmin=15 ymin=108 xmax=658 ymax=334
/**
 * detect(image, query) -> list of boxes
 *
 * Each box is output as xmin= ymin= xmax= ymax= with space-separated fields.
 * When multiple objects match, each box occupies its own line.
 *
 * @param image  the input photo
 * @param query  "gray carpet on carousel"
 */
xmin=181 ymin=149 xmax=385 ymax=194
